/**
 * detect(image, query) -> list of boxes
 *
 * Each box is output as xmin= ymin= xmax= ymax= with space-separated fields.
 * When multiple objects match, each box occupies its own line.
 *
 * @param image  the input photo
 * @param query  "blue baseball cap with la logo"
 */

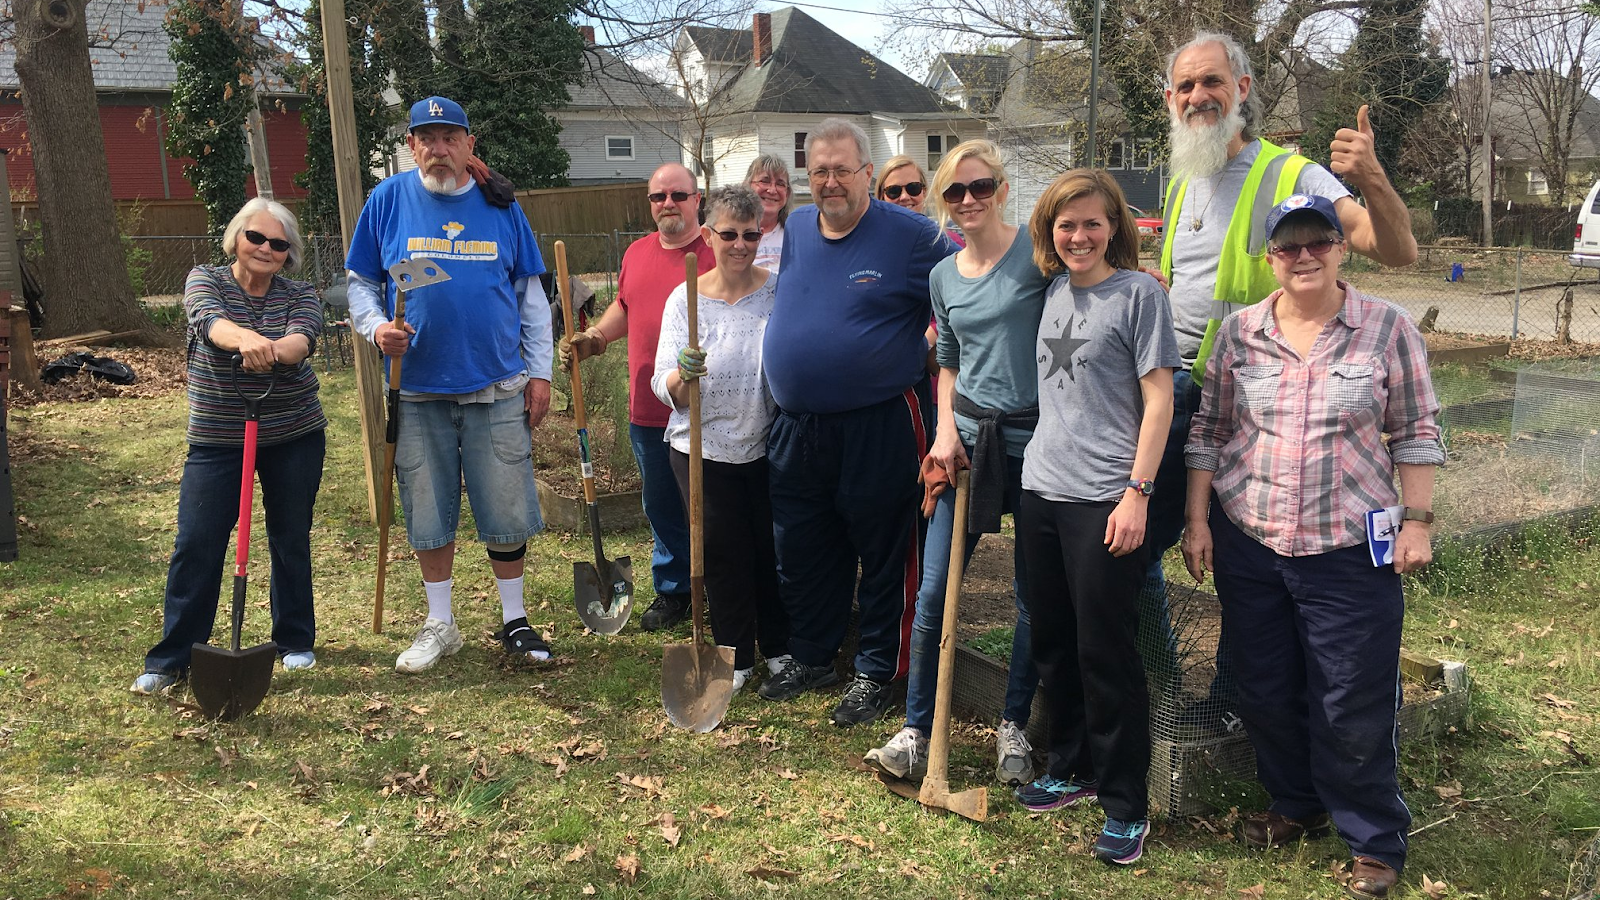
xmin=1265 ymin=193 xmax=1343 ymax=239
xmin=408 ymin=96 xmax=470 ymax=132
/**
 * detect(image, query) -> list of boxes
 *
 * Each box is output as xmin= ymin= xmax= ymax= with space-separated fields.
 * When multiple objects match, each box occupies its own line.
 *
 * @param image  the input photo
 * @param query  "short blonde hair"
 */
xmin=1029 ymin=169 xmax=1140 ymax=278
xmin=221 ymin=197 xmax=305 ymax=272
xmin=929 ymin=139 xmax=1008 ymax=234
xmin=875 ymin=155 xmax=926 ymax=201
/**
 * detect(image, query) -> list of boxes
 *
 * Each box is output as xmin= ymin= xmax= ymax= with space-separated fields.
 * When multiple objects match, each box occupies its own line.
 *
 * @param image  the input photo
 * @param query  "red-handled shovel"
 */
xmin=190 ymin=358 xmax=279 ymax=722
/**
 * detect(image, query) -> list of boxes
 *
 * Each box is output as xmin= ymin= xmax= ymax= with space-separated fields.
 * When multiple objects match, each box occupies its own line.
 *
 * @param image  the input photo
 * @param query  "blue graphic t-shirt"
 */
xmin=346 ymin=174 xmax=544 ymax=394
xmin=764 ymin=200 xmax=957 ymax=414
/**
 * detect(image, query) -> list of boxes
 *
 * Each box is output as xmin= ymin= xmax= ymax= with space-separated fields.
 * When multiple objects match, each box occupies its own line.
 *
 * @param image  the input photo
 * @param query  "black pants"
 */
xmin=669 ymin=450 xmax=789 ymax=670
xmin=1017 ymin=491 xmax=1151 ymax=822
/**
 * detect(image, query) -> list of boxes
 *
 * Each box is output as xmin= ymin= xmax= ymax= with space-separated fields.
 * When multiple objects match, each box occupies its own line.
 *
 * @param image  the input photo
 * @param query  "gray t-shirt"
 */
xmin=1168 ymin=140 xmax=1350 ymax=365
xmin=1023 ymin=268 xmax=1181 ymax=503
xmin=931 ymin=228 xmax=1052 ymax=457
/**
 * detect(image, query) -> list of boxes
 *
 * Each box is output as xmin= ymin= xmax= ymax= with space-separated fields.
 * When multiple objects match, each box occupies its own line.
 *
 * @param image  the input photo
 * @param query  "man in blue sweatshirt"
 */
xmin=756 ymin=118 xmax=957 ymax=726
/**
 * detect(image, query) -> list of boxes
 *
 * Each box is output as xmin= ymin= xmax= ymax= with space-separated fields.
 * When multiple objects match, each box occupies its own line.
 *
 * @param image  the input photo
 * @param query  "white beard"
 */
xmin=421 ymin=171 xmax=461 ymax=193
xmin=1168 ymin=99 xmax=1245 ymax=180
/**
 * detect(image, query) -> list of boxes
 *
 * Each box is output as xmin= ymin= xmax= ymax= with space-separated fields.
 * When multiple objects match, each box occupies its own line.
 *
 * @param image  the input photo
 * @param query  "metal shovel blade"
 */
xmin=661 ymin=641 xmax=736 ymax=733
xmin=918 ymin=777 xmax=989 ymax=823
xmin=573 ymin=556 xmax=633 ymax=635
xmin=189 ymin=640 xmax=277 ymax=722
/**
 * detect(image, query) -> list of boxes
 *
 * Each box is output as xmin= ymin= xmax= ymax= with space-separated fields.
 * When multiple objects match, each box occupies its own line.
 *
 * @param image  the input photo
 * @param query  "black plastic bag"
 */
xmin=42 ymin=351 xmax=136 ymax=385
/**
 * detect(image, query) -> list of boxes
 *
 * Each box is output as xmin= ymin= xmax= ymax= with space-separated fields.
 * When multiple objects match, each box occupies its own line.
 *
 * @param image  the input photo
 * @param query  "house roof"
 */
xmin=705 ymin=8 xmax=957 ymax=116
xmin=0 ymin=0 xmax=298 ymax=95
xmin=682 ymin=25 xmax=752 ymax=65
xmin=1488 ymin=70 xmax=1600 ymax=162
xmin=937 ymin=52 xmax=1011 ymax=93
xmin=569 ymin=47 xmax=688 ymax=111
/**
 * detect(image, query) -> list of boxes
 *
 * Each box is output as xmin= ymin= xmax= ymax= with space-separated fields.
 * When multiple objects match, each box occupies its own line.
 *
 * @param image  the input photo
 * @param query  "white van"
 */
xmin=1571 ymin=178 xmax=1600 ymax=268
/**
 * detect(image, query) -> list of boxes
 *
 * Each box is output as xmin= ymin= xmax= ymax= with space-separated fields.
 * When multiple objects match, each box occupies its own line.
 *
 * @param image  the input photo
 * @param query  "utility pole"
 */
xmin=1481 ymin=0 xmax=1493 ymax=246
xmin=245 ymin=105 xmax=273 ymax=199
xmin=1085 ymin=0 xmax=1102 ymax=166
xmin=321 ymin=0 xmax=386 ymax=521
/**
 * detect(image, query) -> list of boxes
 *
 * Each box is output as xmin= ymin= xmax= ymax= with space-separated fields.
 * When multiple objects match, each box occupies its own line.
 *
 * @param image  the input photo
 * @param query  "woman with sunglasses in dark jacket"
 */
xmin=131 ymin=197 xmax=326 ymax=695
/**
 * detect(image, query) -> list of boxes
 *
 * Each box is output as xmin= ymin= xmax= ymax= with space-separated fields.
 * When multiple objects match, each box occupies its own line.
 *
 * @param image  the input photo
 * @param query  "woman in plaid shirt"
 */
xmin=1182 ymin=195 xmax=1444 ymax=900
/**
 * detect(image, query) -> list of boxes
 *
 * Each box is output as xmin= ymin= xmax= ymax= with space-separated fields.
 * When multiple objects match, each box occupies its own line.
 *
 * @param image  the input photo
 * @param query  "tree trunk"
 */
xmin=13 ymin=0 xmax=171 ymax=346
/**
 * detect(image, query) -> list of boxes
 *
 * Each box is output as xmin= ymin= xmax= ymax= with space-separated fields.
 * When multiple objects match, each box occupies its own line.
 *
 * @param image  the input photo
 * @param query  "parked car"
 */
xmin=1128 ymin=205 xmax=1164 ymax=238
xmin=1570 ymin=178 xmax=1600 ymax=268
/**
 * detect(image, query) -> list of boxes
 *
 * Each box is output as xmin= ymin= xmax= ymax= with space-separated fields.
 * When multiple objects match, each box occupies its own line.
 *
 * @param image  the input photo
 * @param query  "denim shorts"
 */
xmin=393 ymin=394 xmax=544 ymax=550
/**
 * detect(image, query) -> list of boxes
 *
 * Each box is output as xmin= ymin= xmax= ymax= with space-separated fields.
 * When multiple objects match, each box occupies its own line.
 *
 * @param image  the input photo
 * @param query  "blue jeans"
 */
xmin=905 ymin=450 xmax=1036 ymax=733
xmin=394 ymin=395 xmax=544 ymax=549
xmin=144 ymin=430 xmax=325 ymax=676
xmin=629 ymin=424 xmax=689 ymax=596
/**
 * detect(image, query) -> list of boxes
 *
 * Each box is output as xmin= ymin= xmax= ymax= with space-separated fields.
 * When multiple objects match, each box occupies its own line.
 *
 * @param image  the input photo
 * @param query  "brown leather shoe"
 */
xmin=1239 ymin=810 xmax=1332 ymax=849
xmin=1345 ymin=856 xmax=1399 ymax=899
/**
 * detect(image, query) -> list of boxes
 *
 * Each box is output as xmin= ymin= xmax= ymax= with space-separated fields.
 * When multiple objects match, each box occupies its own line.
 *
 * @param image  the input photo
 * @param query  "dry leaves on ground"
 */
xmin=614 ymin=853 xmax=641 ymax=884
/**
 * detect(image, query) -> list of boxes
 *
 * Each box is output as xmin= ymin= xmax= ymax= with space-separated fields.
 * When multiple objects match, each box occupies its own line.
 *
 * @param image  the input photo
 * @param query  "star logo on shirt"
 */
xmin=1042 ymin=315 xmax=1090 ymax=384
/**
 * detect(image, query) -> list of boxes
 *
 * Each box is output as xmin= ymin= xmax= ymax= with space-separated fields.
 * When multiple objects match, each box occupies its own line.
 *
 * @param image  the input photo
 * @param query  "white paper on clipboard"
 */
xmin=1366 ymin=505 xmax=1404 ymax=567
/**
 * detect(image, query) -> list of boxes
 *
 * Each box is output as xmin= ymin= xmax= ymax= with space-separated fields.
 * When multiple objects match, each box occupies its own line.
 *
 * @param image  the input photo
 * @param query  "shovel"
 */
xmin=373 ymin=257 xmax=452 ymax=634
xmin=662 ymin=253 xmax=736 ymax=732
xmin=555 ymin=240 xmax=634 ymax=635
xmin=190 ymin=359 xmax=279 ymax=722
xmin=880 ymin=469 xmax=987 ymax=822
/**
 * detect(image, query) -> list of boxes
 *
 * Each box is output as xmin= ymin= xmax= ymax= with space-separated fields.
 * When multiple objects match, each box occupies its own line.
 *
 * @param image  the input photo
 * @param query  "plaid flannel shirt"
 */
xmin=1185 ymin=282 xmax=1446 ymax=556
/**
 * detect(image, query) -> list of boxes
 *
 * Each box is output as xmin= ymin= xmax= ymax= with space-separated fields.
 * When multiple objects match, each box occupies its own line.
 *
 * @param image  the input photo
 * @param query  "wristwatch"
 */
xmin=1126 ymin=478 xmax=1155 ymax=497
xmin=1401 ymin=507 xmax=1434 ymax=524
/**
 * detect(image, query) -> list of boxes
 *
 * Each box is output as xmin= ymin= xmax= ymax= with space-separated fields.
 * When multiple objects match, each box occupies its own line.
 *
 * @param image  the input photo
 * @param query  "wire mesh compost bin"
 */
xmin=1510 ymin=362 xmax=1600 ymax=477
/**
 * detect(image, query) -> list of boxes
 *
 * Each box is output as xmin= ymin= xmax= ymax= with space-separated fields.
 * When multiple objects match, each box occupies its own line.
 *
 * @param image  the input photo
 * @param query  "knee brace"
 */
xmin=486 ymin=542 xmax=527 ymax=562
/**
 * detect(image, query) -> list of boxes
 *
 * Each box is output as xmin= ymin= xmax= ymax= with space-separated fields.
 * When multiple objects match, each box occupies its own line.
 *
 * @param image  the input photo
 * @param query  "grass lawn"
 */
xmin=2 ymin=369 xmax=1598 ymax=899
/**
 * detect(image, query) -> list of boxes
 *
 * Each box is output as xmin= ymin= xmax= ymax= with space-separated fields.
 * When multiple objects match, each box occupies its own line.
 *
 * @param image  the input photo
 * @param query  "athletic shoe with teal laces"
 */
xmin=1014 ymin=775 xmax=1098 ymax=811
xmin=1093 ymin=817 xmax=1150 ymax=865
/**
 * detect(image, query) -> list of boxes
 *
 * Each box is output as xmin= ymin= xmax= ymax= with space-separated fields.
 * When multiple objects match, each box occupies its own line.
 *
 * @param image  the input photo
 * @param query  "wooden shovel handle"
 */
xmin=555 ymin=242 xmax=599 ymax=506
xmin=685 ymin=254 xmax=706 ymax=645
xmin=924 ymin=469 xmax=970 ymax=785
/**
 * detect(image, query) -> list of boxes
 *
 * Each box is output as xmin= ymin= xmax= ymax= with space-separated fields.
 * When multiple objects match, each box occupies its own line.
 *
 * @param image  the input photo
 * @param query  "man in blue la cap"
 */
xmin=346 ymin=95 xmax=557 ymax=672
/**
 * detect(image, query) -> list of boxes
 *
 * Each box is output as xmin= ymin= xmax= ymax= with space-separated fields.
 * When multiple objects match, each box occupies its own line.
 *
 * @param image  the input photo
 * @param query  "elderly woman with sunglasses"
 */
xmin=745 ymin=153 xmax=791 ymax=273
xmin=1183 ymin=195 xmax=1443 ymax=900
xmin=131 ymin=197 xmax=327 ymax=696
xmin=651 ymin=185 xmax=790 ymax=694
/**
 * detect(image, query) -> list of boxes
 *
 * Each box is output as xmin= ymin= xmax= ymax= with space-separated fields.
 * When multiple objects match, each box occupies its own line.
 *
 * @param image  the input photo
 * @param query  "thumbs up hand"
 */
xmin=1330 ymin=104 xmax=1386 ymax=188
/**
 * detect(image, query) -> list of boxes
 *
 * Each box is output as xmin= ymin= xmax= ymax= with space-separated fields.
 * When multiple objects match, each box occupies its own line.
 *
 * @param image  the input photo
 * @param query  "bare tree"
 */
xmin=1485 ymin=0 xmax=1600 ymax=205
xmin=10 ymin=0 xmax=169 ymax=344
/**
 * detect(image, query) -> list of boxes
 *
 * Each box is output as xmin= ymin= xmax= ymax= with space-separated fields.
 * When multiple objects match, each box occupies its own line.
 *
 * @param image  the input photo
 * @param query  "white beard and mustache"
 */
xmin=1168 ymin=94 xmax=1247 ymax=180
xmin=421 ymin=171 xmax=461 ymax=193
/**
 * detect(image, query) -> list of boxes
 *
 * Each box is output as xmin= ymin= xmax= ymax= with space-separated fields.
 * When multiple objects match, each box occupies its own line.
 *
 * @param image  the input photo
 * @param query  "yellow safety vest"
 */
xmin=1158 ymin=139 xmax=1310 ymax=384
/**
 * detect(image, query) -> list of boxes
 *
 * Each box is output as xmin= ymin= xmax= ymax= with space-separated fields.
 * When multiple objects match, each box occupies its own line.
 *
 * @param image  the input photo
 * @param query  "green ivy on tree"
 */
xmin=166 ymin=0 xmax=260 ymax=239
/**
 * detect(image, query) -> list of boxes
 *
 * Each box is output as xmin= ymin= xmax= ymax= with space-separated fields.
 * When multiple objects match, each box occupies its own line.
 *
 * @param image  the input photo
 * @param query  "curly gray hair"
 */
xmin=702 ymin=185 xmax=763 ymax=231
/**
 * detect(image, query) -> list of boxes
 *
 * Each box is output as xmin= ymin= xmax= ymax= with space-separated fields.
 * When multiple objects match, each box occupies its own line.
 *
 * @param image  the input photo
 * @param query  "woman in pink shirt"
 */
xmin=1182 ymin=195 xmax=1444 ymax=900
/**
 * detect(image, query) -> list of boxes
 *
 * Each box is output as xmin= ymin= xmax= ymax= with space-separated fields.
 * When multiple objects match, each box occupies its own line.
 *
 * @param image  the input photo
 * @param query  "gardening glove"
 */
xmin=465 ymin=154 xmax=517 ymax=209
xmin=677 ymin=346 xmax=707 ymax=382
xmin=559 ymin=327 xmax=606 ymax=370
xmin=919 ymin=454 xmax=951 ymax=519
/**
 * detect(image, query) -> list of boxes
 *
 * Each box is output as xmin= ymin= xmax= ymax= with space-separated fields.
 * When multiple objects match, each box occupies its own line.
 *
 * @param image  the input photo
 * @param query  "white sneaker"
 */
xmin=996 ymin=719 xmax=1037 ymax=786
xmin=130 ymin=672 xmax=176 ymax=695
xmin=282 ymin=651 xmax=316 ymax=671
xmin=732 ymin=667 xmax=754 ymax=694
xmin=864 ymin=726 xmax=928 ymax=781
xmin=765 ymin=654 xmax=792 ymax=676
xmin=395 ymin=618 xmax=463 ymax=674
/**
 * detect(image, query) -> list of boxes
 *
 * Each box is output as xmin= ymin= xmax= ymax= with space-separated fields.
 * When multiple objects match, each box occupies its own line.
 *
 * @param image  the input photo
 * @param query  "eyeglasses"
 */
xmin=941 ymin=178 xmax=1000 ymax=204
xmin=751 ymin=177 xmax=789 ymax=191
xmin=882 ymin=182 xmax=925 ymax=201
xmin=712 ymin=229 xmax=763 ymax=243
xmin=243 ymin=230 xmax=291 ymax=253
xmin=648 ymin=190 xmax=697 ymax=204
xmin=1266 ymin=238 xmax=1342 ymax=260
xmin=808 ymin=162 xmax=868 ymax=185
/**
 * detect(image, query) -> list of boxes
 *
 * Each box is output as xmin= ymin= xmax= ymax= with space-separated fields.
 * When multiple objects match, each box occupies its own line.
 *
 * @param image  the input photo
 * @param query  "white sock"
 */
xmin=424 ymin=578 xmax=453 ymax=624
xmin=497 ymin=576 xmax=526 ymax=624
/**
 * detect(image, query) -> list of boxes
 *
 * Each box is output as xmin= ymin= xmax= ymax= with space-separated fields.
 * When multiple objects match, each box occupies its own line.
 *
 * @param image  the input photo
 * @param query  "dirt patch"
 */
xmin=955 ymin=533 xmax=1023 ymax=644
xmin=1426 ymin=333 xmax=1496 ymax=352
xmin=9 ymin=345 xmax=188 ymax=408
xmin=531 ymin=409 xmax=642 ymax=495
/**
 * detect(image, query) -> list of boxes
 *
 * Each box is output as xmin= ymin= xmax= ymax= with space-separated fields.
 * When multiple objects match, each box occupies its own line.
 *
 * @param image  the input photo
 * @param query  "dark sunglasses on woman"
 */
xmin=1266 ymin=238 xmax=1343 ymax=260
xmin=940 ymin=178 xmax=999 ymax=204
xmin=882 ymin=182 xmax=925 ymax=200
xmin=243 ymin=230 xmax=292 ymax=253
xmin=712 ymin=229 xmax=763 ymax=243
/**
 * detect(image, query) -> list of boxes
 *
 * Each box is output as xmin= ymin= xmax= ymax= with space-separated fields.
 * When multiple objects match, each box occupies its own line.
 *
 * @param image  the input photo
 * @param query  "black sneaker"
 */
xmin=830 ymin=674 xmax=893 ymax=726
xmin=757 ymin=657 xmax=841 ymax=701
xmin=640 ymin=593 xmax=689 ymax=631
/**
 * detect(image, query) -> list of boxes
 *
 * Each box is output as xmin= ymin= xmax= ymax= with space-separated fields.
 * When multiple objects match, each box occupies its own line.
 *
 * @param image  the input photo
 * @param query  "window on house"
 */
xmin=1527 ymin=169 xmax=1549 ymax=196
xmin=606 ymin=136 xmax=635 ymax=161
xmin=1107 ymin=139 xmax=1127 ymax=170
xmin=928 ymin=134 xmax=959 ymax=169
xmin=794 ymin=132 xmax=808 ymax=170
xmin=1136 ymin=141 xmax=1156 ymax=171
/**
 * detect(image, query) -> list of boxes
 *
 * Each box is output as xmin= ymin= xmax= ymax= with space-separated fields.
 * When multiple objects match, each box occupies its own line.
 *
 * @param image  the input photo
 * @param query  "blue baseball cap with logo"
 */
xmin=408 ymin=96 xmax=470 ymax=133
xmin=1265 ymin=193 xmax=1343 ymax=240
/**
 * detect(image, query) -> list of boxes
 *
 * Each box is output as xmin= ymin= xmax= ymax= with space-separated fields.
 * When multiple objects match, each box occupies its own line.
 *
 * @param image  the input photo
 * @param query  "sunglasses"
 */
xmin=648 ymin=190 xmax=697 ymax=204
xmin=882 ymin=182 xmax=925 ymax=201
xmin=712 ymin=229 xmax=763 ymax=243
xmin=243 ymin=230 xmax=291 ymax=253
xmin=940 ymin=178 xmax=999 ymax=204
xmin=1267 ymin=238 xmax=1342 ymax=260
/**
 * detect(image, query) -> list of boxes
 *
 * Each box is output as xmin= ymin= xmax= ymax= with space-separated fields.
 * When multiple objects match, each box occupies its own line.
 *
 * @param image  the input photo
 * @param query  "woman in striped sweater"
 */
xmin=131 ymin=198 xmax=327 ymax=695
